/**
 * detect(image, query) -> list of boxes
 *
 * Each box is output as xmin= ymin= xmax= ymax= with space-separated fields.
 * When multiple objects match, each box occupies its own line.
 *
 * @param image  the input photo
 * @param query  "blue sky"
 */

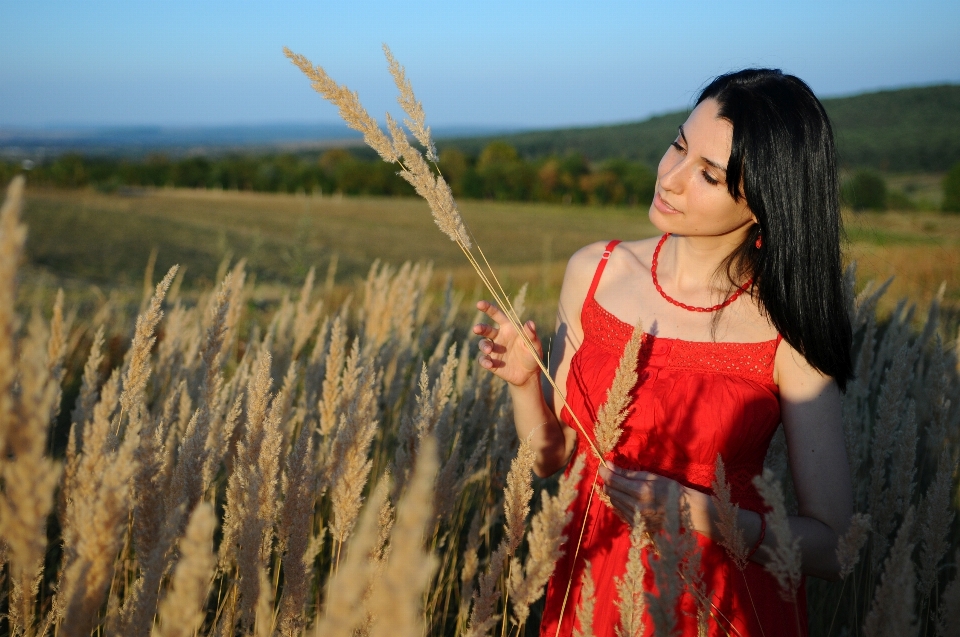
xmin=2 ymin=0 xmax=958 ymax=129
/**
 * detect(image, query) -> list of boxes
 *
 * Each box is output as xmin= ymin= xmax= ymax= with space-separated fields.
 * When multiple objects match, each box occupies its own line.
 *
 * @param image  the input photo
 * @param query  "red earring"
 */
xmin=755 ymin=234 xmax=763 ymax=249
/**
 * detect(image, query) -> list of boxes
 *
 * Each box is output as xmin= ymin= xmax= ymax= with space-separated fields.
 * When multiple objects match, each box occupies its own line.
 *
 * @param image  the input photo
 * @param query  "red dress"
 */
xmin=539 ymin=241 xmax=807 ymax=637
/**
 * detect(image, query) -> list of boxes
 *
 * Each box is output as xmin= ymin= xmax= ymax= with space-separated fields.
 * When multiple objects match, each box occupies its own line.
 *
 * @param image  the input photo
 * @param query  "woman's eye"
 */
xmin=702 ymin=171 xmax=720 ymax=186
xmin=670 ymin=141 xmax=686 ymax=153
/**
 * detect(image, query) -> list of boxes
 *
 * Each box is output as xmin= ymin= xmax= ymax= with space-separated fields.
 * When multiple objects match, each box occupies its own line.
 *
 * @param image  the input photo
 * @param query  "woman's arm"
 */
xmin=601 ymin=340 xmax=854 ymax=580
xmin=474 ymin=242 xmax=606 ymax=477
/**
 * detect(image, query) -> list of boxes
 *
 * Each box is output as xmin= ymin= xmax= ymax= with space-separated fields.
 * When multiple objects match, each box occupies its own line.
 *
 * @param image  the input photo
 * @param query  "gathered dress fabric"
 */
xmin=539 ymin=240 xmax=807 ymax=637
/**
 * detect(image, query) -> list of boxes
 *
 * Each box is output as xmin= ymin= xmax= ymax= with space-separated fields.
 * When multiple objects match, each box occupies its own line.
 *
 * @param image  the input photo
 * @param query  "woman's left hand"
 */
xmin=599 ymin=464 xmax=682 ymax=531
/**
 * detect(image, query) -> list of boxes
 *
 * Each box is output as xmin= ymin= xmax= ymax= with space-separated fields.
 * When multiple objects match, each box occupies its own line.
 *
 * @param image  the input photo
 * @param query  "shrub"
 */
xmin=943 ymin=162 xmax=960 ymax=213
xmin=842 ymin=170 xmax=887 ymax=211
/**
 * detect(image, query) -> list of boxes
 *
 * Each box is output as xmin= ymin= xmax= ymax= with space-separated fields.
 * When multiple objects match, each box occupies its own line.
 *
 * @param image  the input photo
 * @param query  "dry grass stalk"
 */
xmin=2 ymin=311 xmax=62 ymax=636
xmin=311 ymin=479 xmax=388 ymax=637
xmin=508 ymin=455 xmax=585 ymax=627
xmin=285 ymin=45 xmax=609 ymax=468
xmin=119 ymin=266 xmax=179 ymax=427
xmin=594 ymin=319 xmax=644 ymax=457
xmin=753 ymin=469 xmax=802 ymax=600
xmin=917 ymin=448 xmax=957 ymax=598
xmin=329 ymin=371 xmax=381 ymax=546
xmin=936 ymin=551 xmax=960 ymax=637
xmin=615 ymin=510 xmax=649 ymax=637
xmin=0 ymin=176 xmax=26 ymax=452
xmin=465 ymin=543 xmax=508 ymax=637
xmin=836 ymin=512 xmax=871 ymax=579
xmin=152 ymin=503 xmax=216 ymax=637
xmin=367 ymin=436 xmax=440 ymax=637
xmin=573 ymin=562 xmax=597 ymax=637
xmin=863 ymin=508 xmax=917 ymax=637
xmin=504 ymin=439 xmax=536 ymax=556
xmin=383 ymin=44 xmax=437 ymax=161
xmin=276 ymin=417 xmax=320 ymax=637
xmin=710 ymin=454 xmax=749 ymax=570
xmin=646 ymin=483 xmax=700 ymax=637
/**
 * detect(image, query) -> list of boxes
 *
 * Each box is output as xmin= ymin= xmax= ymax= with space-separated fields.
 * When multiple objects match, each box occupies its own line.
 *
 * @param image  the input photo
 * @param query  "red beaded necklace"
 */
xmin=651 ymin=233 xmax=753 ymax=313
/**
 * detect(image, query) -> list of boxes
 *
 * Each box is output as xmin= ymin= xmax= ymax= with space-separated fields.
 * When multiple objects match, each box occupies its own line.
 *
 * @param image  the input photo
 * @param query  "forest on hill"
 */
xmin=2 ymin=85 xmax=957 ymax=209
xmin=441 ymin=84 xmax=960 ymax=172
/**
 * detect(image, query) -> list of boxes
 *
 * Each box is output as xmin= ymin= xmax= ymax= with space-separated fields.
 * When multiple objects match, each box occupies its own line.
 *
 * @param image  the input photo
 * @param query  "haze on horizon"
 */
xmin=2 ymin=0 xmax=958 ymax=131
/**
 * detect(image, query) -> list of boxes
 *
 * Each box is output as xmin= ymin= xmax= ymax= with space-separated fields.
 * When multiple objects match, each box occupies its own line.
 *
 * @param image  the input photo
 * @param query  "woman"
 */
xmin=473 ymin=69 xmax=854 ymax=637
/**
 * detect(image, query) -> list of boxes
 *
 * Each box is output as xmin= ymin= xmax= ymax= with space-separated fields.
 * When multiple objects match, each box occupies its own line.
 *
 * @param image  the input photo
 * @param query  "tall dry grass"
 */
xmin=0 ymin=172 xmax=959 ymax=637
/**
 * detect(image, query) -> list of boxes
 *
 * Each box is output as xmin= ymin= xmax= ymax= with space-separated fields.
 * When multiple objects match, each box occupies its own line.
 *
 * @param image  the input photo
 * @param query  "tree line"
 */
xmin=0 ymin=141 xmax=657 ymax=207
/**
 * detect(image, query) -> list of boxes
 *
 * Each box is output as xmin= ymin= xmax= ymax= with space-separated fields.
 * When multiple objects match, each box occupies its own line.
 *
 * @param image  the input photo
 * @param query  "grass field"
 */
xmin=20 ymin=186 xmax=960 ymax=324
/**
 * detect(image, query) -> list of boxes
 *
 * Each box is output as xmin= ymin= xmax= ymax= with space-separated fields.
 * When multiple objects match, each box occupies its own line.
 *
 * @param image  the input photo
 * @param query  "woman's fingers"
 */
xmin=472 ymin=321 xmax=499 ymax=340
xmin=476 ymin=300 xmax=511 ymax=326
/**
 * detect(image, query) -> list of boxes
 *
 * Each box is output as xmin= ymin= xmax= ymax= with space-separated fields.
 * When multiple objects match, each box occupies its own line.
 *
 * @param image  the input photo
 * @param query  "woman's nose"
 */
xmin=658 ymin=154 xmax=686 ymax=193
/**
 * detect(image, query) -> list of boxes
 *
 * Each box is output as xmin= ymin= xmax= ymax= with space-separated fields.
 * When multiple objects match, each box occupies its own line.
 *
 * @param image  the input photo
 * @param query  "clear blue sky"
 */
xmin=2 ymin=0 xmax=958 ymax=129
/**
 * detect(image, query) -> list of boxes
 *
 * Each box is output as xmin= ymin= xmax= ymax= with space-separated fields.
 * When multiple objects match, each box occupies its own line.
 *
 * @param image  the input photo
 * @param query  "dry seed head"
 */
xmin=383 ymin=44 xmax=437 ymax=161
xmin=615 ymin=509 xmax=649 ymax=637
xmin=710 ymin=454 xmax=749 ymax=570
xmin=574 ymin=562 xmax=597 ymax=637
xmin=753 ymin=469 xmax=802 ymax=600
xmin=284 ymin=48 xmax=398 ymax=163
xmin=595 ymin=319 xmax=643 ymax=457
xmin=863 ymin=508 xmax=917 ymax=637
xmin=836 ymin=512 xmax=871 ymax=580
xmin=152 ymin=503 xmax=216 ymax=637
xmin=503 ymin=438 xmax=536 ymax=556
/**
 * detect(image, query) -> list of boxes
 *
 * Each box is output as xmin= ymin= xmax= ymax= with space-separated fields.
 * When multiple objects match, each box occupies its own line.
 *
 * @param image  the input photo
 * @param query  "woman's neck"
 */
xmin=658 ymin=233 xmax=746 ymax=291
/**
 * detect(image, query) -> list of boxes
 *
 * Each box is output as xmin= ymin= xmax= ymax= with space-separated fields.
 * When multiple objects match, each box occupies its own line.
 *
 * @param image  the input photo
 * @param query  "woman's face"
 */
xmin=649 ymin=98 xmax=757 ymax=240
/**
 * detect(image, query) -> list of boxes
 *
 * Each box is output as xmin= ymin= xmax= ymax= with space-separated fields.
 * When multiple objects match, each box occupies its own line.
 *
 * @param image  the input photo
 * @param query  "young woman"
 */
xmin=473 ymin=69 xmax=854 ymax=637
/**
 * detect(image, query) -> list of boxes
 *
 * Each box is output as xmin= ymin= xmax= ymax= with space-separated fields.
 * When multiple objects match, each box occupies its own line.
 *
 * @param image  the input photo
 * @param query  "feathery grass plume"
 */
xmin=70 ymin=325 xmax=105 ymax=435
xmin=329 ymin=370 xmax=381 ymax=547
xmin=876 ymin=399 xmax=917 ymax=537
xmin=595 ymin=319 xmax=644 ymax=457
xmin=59 ymin=407 xmax=144 ymax=637
xmin=292 ymin=266 xmax=325 ymax=359
xmin=367 ymin=436 xmax=440 ymax=637
xmin=753 ymin=469 xmax=802 ymax=600
xmin=917 ymin=448 xmax=957 ymax=598
xmin=383 ymin=44 xmax=437 ymax=161
xmin=0 ymin=176 xmax=26 ymax=453
xmin=254 ymin=566 xmax=275 ymax=637
xmin=465 ymin=543 xmax=508 ymax=637
xmin=219 ymin=351 xmax=273 ymax=570
xmin=863 ymin=508 xmax=917 ymax=637
xmin=318 ymin=316 xmax=347 ymax=435
xmin=710 ymin=454 xmax=749 ymax=570
xmin=235 ymin=388 xmax=285 ymax=631
xmin=457 ymin=510 xmax=483 ymax=628
xmin=508 ymin=455 xmax=585 ymax=627
xmin=615 ymin=510 xmax=649 ymax=637
xmin=119 ymin=265 xmax=178 ymax=425
xmin=646 ymin=483 xmax=700 ymax=637
xmin=283 ymin=48 xmax=399 ymax=164
xmin=286 ymin=46 xmax=609 ymax=467
xmin=574 ymin=563 xmax=597 ymax=637
xmin=152 ymin=503 xmax=216 ymax=637
xmin=276 ymin=419 xmax=319 ymax=637
xmin=936 ymin=551 xmax=960 ymax=637
xmin=504 ymin=438 xmax=536 ymax=556
xmin=836 ymin=512 xmax=872 ymax=580
xmin=312 ymin=477 xmax=389 ymax=637
xmin=2 ymin=311 xmax=62 ymax=635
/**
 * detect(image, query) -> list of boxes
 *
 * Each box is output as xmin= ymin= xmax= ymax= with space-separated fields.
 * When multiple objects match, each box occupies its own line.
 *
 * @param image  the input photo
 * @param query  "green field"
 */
xmin=20 ymin=186 xmax=960 ymax=322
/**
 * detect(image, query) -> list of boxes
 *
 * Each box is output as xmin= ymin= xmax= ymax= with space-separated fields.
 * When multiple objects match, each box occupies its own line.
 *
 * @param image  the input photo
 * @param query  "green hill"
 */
xmin=438 ymin=85 xmax=960 ymax=172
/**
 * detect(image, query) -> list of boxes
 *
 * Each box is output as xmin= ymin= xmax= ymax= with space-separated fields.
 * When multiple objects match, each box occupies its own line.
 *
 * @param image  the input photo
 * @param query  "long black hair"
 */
xmin=698 ymin=69 xmax=853 ymax=390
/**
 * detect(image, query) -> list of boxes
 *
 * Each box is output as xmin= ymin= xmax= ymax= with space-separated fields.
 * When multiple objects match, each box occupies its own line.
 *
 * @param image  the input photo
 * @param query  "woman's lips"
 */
xmin=653 ymin=192 xmax=681 ymax=214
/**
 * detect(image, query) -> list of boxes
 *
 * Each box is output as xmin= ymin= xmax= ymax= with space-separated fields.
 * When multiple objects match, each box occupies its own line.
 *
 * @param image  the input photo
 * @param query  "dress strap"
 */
xmin=586 ymin=240 xmax=622 ymax=301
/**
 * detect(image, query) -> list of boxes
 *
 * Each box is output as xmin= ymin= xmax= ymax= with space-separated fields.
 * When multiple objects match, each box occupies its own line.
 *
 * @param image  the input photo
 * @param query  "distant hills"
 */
xmin=2 ymin=85 xmax=957 ymax=173
xmin=438 ymin=85 xmax=960 ymax=173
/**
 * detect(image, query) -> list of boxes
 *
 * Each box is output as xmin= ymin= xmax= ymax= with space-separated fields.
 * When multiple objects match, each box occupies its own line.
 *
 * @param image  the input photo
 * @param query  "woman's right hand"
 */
xmin=473 ymin=300 xmax=544 ymax=388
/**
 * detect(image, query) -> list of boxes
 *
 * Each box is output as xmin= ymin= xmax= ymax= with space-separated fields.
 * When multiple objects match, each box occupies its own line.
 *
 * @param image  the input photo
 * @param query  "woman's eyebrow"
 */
xmin=679 ymin=125 xmax=727 ymax=174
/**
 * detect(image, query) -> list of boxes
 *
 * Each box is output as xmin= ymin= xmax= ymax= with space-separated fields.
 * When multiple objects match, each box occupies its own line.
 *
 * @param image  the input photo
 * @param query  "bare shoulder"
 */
xmin=615 ymin=236 xmax=662 ymax=270
xmin=774 ymin=338 xmax=836 ymax=402
xmin=557 ymin=241 xmax=609 ymax=334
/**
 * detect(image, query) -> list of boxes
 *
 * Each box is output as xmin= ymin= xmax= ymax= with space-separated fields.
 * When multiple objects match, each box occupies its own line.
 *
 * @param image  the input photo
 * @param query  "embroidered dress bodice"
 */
xmin=539 ymin=240 xmax=806 ymax=637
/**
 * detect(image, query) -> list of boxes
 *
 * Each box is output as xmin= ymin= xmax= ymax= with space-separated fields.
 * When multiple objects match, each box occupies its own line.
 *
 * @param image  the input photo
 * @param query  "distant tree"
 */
xmin=943 ymin=162 xmax=960 ymax=213
xmin=49 ymin=154 xmax=89 ymax=188
xmin=438 ymin=148 xmax=469 ymax=196
xmin=842 ymin=171 xmax=887 ymax=211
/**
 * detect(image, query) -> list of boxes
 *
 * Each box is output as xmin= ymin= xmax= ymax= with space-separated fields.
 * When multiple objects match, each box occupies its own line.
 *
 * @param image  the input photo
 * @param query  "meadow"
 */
xmin=1 ymin=181 xmax=959 ymax=636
